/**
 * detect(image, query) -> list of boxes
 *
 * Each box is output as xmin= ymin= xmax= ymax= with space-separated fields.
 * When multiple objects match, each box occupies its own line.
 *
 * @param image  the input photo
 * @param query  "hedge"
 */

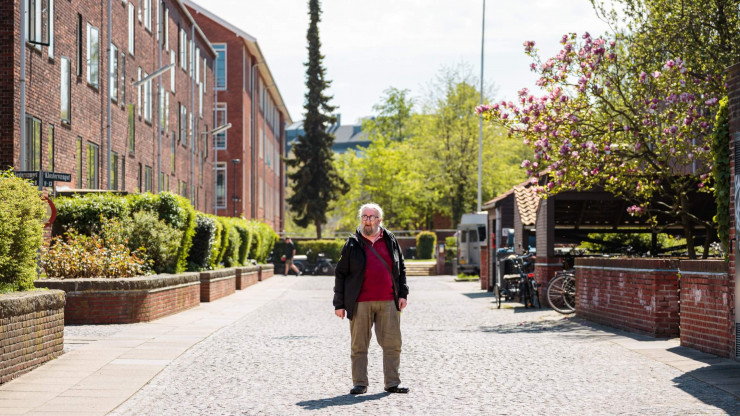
xmin=297 ymin=239 xmax=344 ymax=263
xmin=187 ymin=212 xmax=217 ymax=271
xmin=416 ymin=231 xmax=437 ymax=259
xmin=52 ymin=193 xmax=130 ymax=236
xmin=0 ymin=172 xmax=46 ymax=291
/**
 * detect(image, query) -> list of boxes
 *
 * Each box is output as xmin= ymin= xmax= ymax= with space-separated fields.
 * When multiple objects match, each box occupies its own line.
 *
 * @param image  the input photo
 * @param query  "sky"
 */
xmin=196 ymin=0 xmax=613 ymax=125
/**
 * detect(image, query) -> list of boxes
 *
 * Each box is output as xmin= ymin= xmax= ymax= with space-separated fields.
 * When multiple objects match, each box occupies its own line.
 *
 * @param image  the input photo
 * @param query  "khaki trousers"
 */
xmin=349 ymin=300 xmax=402 ymax=389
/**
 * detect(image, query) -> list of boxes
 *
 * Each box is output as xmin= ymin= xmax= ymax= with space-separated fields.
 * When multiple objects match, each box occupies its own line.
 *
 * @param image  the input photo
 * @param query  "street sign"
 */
xmin=13 ymin=171 xmax=40 ymax=180
xmin=12 ymin=171 xmax=71 ymax=188
xmin=44 ymin=172 xmax=72 ymax=182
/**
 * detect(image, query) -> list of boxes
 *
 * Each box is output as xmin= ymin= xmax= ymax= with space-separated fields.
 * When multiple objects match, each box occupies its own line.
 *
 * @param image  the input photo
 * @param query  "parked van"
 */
xmin=456 ymin=212 xmax=487 ymax=275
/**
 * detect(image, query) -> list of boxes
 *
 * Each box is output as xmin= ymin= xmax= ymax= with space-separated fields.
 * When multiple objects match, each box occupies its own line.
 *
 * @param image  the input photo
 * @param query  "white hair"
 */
xmin=358 ymin=203 xmax=383 ymax=219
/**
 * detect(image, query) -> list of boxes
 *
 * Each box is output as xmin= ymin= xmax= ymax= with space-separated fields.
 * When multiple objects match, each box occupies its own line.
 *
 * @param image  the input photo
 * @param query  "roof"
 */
xmin=182 ymin=0 xmax=292 ymax=124
xmin=482 ymin=179 xmax=530 ymax=210
xmin=173 ymin=0 xmax=216 ymax=57
xmin=514 ymin=186 xmax=540 ymax=226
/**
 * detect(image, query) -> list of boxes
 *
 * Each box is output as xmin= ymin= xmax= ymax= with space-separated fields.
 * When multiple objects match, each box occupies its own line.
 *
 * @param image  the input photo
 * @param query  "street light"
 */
xmin=132 ymin=63 xmax=175 ymax=87
xmin=232 ymin=159 xmax=241 ymax=217
xmin=478 ymin=0 xmax=486 ymax=212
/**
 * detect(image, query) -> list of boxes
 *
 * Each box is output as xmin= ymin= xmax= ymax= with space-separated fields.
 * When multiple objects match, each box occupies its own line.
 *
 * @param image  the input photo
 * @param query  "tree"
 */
xmin=365 ymin=87 xmax=417 ymax=142
xmin=286 ymin=0 xmax=348 ymax=238
xmin=480 ymin=33 xmax=718 ymax=258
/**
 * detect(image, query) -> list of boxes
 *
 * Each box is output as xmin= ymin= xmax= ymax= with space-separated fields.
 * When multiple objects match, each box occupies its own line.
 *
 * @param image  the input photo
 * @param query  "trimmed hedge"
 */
xmin=186 ymin=212 xmax=217 ymax=271
xmin=297 ymin=239 xmax=344 ymax=263
xmin=0 ymin=172 xmax=46 ymax=291
xmin=416 ymin=231 xmax=437 ymax=259
xmin=52 ymin=193 xmax=129 ymax=236
xmin=444 ymin=236 xmax=458 ymax=264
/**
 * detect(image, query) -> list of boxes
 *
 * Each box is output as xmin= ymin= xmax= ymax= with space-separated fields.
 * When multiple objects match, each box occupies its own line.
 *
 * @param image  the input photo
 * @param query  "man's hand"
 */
xmin=335 ymin=308 xmax=345 ymax=319
xmin=399 ymin=298 xmax=407 ymax=310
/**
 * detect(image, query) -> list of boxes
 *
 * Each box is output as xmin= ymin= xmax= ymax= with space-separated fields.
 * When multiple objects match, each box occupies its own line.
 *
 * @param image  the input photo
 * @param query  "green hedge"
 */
xmin=222 ymin=220 xmax=242 ymax=267
xmin=416 ymin=231 xmax=437 ymax=259
xmin=444 ymin=236 xmax=457 ymax=264
xmin=52 ymin=193 xmax=130 ymax=236
xmin=187 ymin=212 xmax=217 ymax=271
xmin=297 ymin=239 xmax=344 ymax=263
xmin=0 ymin=172 xmax=46 ymax=292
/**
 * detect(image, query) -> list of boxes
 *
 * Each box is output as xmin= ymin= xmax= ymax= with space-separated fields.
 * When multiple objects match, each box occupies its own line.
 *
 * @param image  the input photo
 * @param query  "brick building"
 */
xmin=1 ymin=0 xmax=217 ymax=212
xmin=184 ymin=0 xmax=291 ymax=231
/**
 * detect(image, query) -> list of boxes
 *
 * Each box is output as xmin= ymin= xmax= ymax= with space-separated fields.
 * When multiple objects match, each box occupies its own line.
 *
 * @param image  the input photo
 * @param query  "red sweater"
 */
xmin=356 ymin=233 xmax=395 ymax=302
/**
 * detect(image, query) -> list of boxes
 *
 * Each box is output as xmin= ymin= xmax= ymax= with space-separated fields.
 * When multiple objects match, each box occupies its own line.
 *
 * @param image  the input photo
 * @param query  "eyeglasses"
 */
xmin=360 ymin=215 xmax=379 ymax=221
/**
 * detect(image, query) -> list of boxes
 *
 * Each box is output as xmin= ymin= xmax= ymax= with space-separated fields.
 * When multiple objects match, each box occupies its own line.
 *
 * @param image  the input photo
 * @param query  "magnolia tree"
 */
xmin=479 ymin=33 xmax=719 ymax=258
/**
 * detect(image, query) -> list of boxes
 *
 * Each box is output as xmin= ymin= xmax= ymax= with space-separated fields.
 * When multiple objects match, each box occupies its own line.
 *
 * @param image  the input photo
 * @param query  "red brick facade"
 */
xmin=185 ymin=1 xmax=290 ymax=230
xmin=725 ymin=62 xmax=740 ymax=360
xmin=0 ymin=291 xmax=65 ymax=384
xmin=480 ymin=243 xmax=489 ymax=290
xmin=236 ymin=265 xmax=259 ymax=290
xmin=575 ymin=258 xmax=680 ymax=338
xmin=2 ymin=0 xmax=216 ymax=212
xmin=200 ymin=268 xmax=236 ymax=302
xmin=258 ymin=263 xmax=274 ymax=281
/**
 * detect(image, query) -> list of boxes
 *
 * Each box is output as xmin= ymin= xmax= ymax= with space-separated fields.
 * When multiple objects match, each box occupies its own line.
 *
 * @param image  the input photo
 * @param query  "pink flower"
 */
xmin=652 ymin=71 xmax=661 ymax=78
xmin=521 ymin=160 xmax=531 ymax=168
xmin=523 ymin=40 xmax=536 ymax=53
xmin=705 ymin=97 xmax=719 ymax=106
xmin=663 ymin=59 xmax=675 ymax=69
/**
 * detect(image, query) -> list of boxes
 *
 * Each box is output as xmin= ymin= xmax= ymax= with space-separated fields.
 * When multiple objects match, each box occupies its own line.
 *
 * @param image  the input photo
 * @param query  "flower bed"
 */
xmin=34 ymin=273 xmax=200 ymax=324
xmin=0 ymin=290 xmax=65 ymax=384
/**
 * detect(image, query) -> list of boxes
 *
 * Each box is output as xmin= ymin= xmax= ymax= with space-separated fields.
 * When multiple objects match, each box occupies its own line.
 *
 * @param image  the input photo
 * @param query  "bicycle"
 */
xmin=546 ymin=270 xmax=576 ymax=314
xmin=495 ymin=253 xmax=539 ymax=309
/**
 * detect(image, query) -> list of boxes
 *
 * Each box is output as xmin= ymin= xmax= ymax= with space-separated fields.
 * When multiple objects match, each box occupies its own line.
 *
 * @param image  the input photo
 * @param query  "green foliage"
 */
xmin=52 ymin=193 xmax=130 ymax=236
xmin=209 ymin=216 xmax=224 ymax=269
xmin=0 ymin=172 xmax=46 ymax=291
xmin=187 ymin=212 xmax=217 ymax=271
xmin=444 ymin=236 xmax=458 ymax=264
xmin=41 ymin=228 xmax=150 ymax=279
xmin=416 ymin=231 xmax=437 ymax=259
xmin=248 ymin=221 xmax=278 ymax=263
xmin=711 ymin=97 xmax=730 ymax=258
xmin=579 ymin=232 xmax=685 ymax=255
xmin=222 ymin=220 xmax=242 ymax=267
xmin=296 ymin=239 xmax=344 ymax=263
xmin=286 ymin=0 xmax=348 ymax=238
xmin=126 ymin=211 xmax=183 ymax=274
xmin=214 ymin=217 xmax=231 ymax=266
xmin=365 ymin=87 xmax=417 ymax=142
xmin=234 ymin=222 xmax=251 ymax=266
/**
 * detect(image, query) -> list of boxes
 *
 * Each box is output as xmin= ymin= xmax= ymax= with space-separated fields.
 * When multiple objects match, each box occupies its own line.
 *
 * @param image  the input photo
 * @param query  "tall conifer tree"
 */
xmin=287 ymin=0 xmax=347 ymax=238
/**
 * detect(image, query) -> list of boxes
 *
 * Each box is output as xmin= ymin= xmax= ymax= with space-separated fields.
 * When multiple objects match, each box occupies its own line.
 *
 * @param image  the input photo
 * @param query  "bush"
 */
xmin=187 ymin=212 xmax=217 ymax=271
xmin=249 ymin=221 xmax=278 ymax=263
xmin=0 ymin=172 xmax=46 ymax=291
xmin=41 ymin=228 xmax=150 ymax=279
xmin=209 ymin=216 xmax=224 ymax=269
xmin=52 ymin=193 xmax=130 ymax=237
xmin=222 ymin=220 xmax=242 ymax=267
xmin=126 ymin=211 xmax=183 ymax=273
xmin=214 ymin=217 xmax=231 ymax=267
xmin=416 ymin=231 xmax=437 ymax=259
xmin=297 ymin=239 xmax=345 ymax=263
xmin=444 ymin=236 xmax=457 ymax=264
xmin=233 ymin=220 xmax=252 ymax=265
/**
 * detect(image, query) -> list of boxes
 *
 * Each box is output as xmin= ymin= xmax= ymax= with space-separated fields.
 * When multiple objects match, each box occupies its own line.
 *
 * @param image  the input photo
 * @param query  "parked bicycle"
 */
xmin=495 ymin=252 xmax=539 ymax=309
xmin=546 ymin=270 xmax=576 ymax=314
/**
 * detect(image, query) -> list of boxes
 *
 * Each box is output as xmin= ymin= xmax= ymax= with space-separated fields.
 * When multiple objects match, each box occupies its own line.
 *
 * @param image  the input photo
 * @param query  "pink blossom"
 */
xmin=523 ymin=40 xmax=536 ymax=53
xmin=652 ymin=71 xmax=661 ymax=78
xmin=705 ymin=97 xmax=719 ymax=106
xmin=639 ymin=72 xmax=647 ymax=83
xmin=521 ymin=160 xmax=531 ymax=168
xmin=663 ymin=59 xmax=675 ymax=69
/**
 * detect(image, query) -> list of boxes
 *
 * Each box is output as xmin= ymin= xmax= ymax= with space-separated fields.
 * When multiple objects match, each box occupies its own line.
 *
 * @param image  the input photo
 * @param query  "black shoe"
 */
xmin=350 ymin=385 xmax=367 ymax=395
xmin=384 ymin=385 xmax=409 ymax=394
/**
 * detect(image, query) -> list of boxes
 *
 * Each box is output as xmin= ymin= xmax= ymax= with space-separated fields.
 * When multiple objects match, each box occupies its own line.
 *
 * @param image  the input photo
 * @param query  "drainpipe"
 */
xmin=107 ymin=0 xmax=112 ymax=189
xmin=190 ymin=25 xmax=195 ymax=203
xmin=156 ymin=0 xmax=162 ymax=192
xmin=20 ymin=0 xmax=27 ymax=169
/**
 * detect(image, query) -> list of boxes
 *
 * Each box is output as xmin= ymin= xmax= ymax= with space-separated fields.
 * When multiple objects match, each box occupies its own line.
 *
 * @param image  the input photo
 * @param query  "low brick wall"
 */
xmin=575 ymin=258 xmax=680 ymax=338
xmin=0 ymin=290 xmax=65 ymax=384
xmin=480 ymin=244 xmax=489 ymax=291
xmin=679 ymin=260 xmax=734 ymax=358
xmin=534 ymin=256 xmax=564 ymax=305
xmin=259 ymin=264 xmax=274 ymax=281
xmin=34 ymin=273 xmax=200 ymax=324
xmin=200 ymin=269 xmax=236 ymax=302
xmin=236 ymin=266 xmax=259 ymax=290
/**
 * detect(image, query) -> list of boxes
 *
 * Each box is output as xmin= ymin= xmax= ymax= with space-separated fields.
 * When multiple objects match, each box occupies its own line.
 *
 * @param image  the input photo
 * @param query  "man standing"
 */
xmin=284 ymin=237 xmax=301 ymax=276
xmin=333 ymin=203 xmax=409 ymax=395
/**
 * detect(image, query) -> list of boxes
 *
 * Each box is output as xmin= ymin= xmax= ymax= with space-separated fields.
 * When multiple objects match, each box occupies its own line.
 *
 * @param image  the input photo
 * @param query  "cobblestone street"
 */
xmin=97 ymin=275 xmax=740 ymax=415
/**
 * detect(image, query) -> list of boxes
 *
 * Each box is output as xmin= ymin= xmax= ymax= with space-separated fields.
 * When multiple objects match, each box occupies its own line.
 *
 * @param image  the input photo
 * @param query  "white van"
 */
xmin=456 ymin=212 xmax=487 ymax=275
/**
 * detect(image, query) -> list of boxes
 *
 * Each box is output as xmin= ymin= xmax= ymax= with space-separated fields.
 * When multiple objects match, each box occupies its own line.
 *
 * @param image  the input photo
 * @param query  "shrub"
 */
xmin=222 ymin=220 xmax=242 ymax=267
xmin=214 ymin=217 xmax=231 ymax=266
xmin=126 ymin=211 xmax=183 ymax=273
xmin=444 ymin=236 xmax=458 ymax=264
xmin=233 ymin=220 xmax=251 ymax=265
xmin=52 ymin=193 xmax=130 ymax=237
xmin=248 ymin=221 xmax=278 ymax=263
xmin=209 ymin=216 xmax=224 ymax=269
xmin=187 ymin=212 xmax=216 ymax=271
xmin=416 ymin=231 xmax=437 ymax=259
xmin=297 ymin=239 xmax=344 ymax=263
xmin=41 ymin=228 xmax=149 ymax=279
xmin=0 ymin=172 xmax=46 ymax=291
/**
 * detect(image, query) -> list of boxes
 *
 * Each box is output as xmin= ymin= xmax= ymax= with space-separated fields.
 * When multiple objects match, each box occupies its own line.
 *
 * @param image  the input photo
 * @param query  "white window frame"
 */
xmin=143 ymin=71 xmax=151 ymax=122
xmin=60 ymin=56 xmax=70 ymax=124
xmin=214 ymin=103 xmax=227 ymax=149
xmin=128 ymin=3 xmax=135 ymax=55
xmin=110 ymin=44 xmax=118 ymax=102
xmin=86 ymin=23 xmax=99 ymax=88
xmin=164 ymin=8 xmax=169 ymax=50
xmin=216 ymin=162 xmax=226 ymax=209
xmin=137 ymin=67 xmax=142 ymax=118
xmin=213 ymin=43 xmax=226 ymax=90
xmin=170 ymin=51 xmax=176 ymax=93
xmin=143 ymin=0 xmax=151 ymax=31
xmin=47 ymin=0 xmax=54 ymax=57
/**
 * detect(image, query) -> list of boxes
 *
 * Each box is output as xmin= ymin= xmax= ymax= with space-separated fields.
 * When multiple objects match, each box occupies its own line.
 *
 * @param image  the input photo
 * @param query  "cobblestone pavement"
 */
xmin=109 ymin=276 xmax=740 ymax=416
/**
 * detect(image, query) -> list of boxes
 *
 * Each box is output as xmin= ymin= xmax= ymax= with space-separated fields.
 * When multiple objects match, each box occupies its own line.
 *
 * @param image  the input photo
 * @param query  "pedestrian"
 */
xmin=333 ymin=203 xmax=409 ymax=395
xmin=284 ymin=237 xmax=301 ymax=276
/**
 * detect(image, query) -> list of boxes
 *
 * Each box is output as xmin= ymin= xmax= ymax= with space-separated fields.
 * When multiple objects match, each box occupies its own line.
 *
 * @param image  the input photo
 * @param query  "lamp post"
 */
xmin=232 ymin=158 xmax=241 ymax=217
xmin=478 ymin=0 xmax=486 ymax=212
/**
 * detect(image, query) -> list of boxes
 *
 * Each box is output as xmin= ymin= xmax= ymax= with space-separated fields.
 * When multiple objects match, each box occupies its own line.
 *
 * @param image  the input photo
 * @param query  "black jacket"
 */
xmin=333 ymin=227 xmax=408 ymax=321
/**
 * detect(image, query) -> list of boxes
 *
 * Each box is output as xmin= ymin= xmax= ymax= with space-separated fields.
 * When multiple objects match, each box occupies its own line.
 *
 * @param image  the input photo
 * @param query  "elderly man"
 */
xmin=333 ymin=203 xmax=409 ymax=395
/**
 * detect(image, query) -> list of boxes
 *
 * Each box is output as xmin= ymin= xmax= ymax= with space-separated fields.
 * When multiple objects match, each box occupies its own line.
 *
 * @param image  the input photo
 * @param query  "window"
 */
xmin=47 ymin=124 xmax=54 ymax=172
xmin=144 ymin=165 xmax=153 ymax=192
xmin=143 ymin=71 xmax=152 ymax=122
xmin=47 ymin=0 xmax=54 ymax=58
xmin=128 ymin=104 xmax=135 ymax=153
xmin=76 ymin=138 xmax=83 ymax=187
xmin=179 ymin=103 xmax=186 ymax=145
xmin=128 ymin=3 xmax=135 ymax=55
xmin=165 ymin=92 xmax=169 ymax=130
xmin=216 ymin=162 xmax=226 ymax=208
xmin=60 ymin=57 xmax=70 ymax=123
xmin=111 ymin=152 xmax=119 ymax=190
xmin=188 ymin=38 xmax=193 ymax=77
xmin=178 ymin=179 xmax=187 ymax=197
xmin=171 ymin=133 xmax=175 ymax=174
xmin=27 ymin=0 xmax=44 ymax=47
xmin=468 ymin=229 xmax=477 ymax=243
xmin=179 ymin=28 xmax=187 ymax=70
xmin=143 ymin=0 xmax=151 ymax=31
xmin=137 ymin=162 xmax=142 ymax=192
xmin=203 ymin=57 xmax=207 ymax=90
xmin=213 ymin=44 xmax=226 ymax=90
xmin=159 ymin=86 xmax=165 ymax=131
xmin=198 ymin=82 xmax=203 ymax=118
xmin=76 ymin=14 xmax=82 ymax=77
xmin=214 ymin=103 xmax=226 ymax=149
xmin=23 ymin=115 xmax=41 ymax=171
xmin=162 ymin=172 xmax=168 ymax=192
xmin=164 ymin=8 xmax=169 ymax=50
xmin=122 ymin=156 xmax=126 ymax=190
xmin=86 ymin=24 xmax=99 ymax=87
xmin=87 ymin=142 xmax=99 ymax=189
xmin=121 ymin=52 xmax=126 ymax=107
xmin=155 ymin=0 xmax=160 ymax=41
xmin=137 ymin=67 xmax=141 ymax=118
xmin=188 ymin=112 xmax=193 ymax=146
xmin=170 ymin=52 xmax=175 ymax=93
xmin=195 ymin=48 xmax=200 ymax=82
xmin=110 ymin=44 xmax=118 ymax=102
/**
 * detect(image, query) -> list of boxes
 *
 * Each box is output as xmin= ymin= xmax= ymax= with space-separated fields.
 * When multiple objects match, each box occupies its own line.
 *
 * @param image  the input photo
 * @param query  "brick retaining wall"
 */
xmin=34 ymin=274 xmax=200 ymax=324
xmin=200 ymin=269 xmax=236 ymax=302
xmin=535 ymin=256 xmax=564 ymax=305
xmin=0 ymin=290 xmax=65 ymax=384
xmin=575 ymin=258 xmax=680 ymax=338
xmin=236 ymin=266 xmax=259 ymax=290
xmin=259 ymin=264 xmax=274 ymax=281
xmin=679 ymin=260 xmax=734 ymax=358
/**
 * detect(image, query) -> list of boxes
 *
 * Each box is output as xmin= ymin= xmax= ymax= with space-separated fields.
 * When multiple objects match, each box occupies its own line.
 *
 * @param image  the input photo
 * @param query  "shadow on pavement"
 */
xmin=665 ymin=346 xmax=740 ymax=411
xmin=462 ymin=292 xmax=494 ymax=299
xmin=473 ymin=317 xmax=610 ymax=339
xmin=296 ymin=392 xmax=388 ymax=410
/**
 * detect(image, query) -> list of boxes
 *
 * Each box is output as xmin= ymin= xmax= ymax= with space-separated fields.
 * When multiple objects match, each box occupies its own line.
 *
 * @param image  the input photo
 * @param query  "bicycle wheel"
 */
xmin=494 ymin=285 xmax=502 ymax=309
xmin=562 ymin=275 xmax=576 ymax=310
xmin=547 ymin=274 xmax=576 ymax=314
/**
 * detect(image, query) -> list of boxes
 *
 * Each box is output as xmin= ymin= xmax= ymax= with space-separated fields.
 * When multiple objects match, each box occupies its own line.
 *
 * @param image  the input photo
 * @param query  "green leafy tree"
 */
xmin=286 ymin=0 xmax=348 ymax=238
xmin=365 ymin=87 xmax=417 ymax=142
